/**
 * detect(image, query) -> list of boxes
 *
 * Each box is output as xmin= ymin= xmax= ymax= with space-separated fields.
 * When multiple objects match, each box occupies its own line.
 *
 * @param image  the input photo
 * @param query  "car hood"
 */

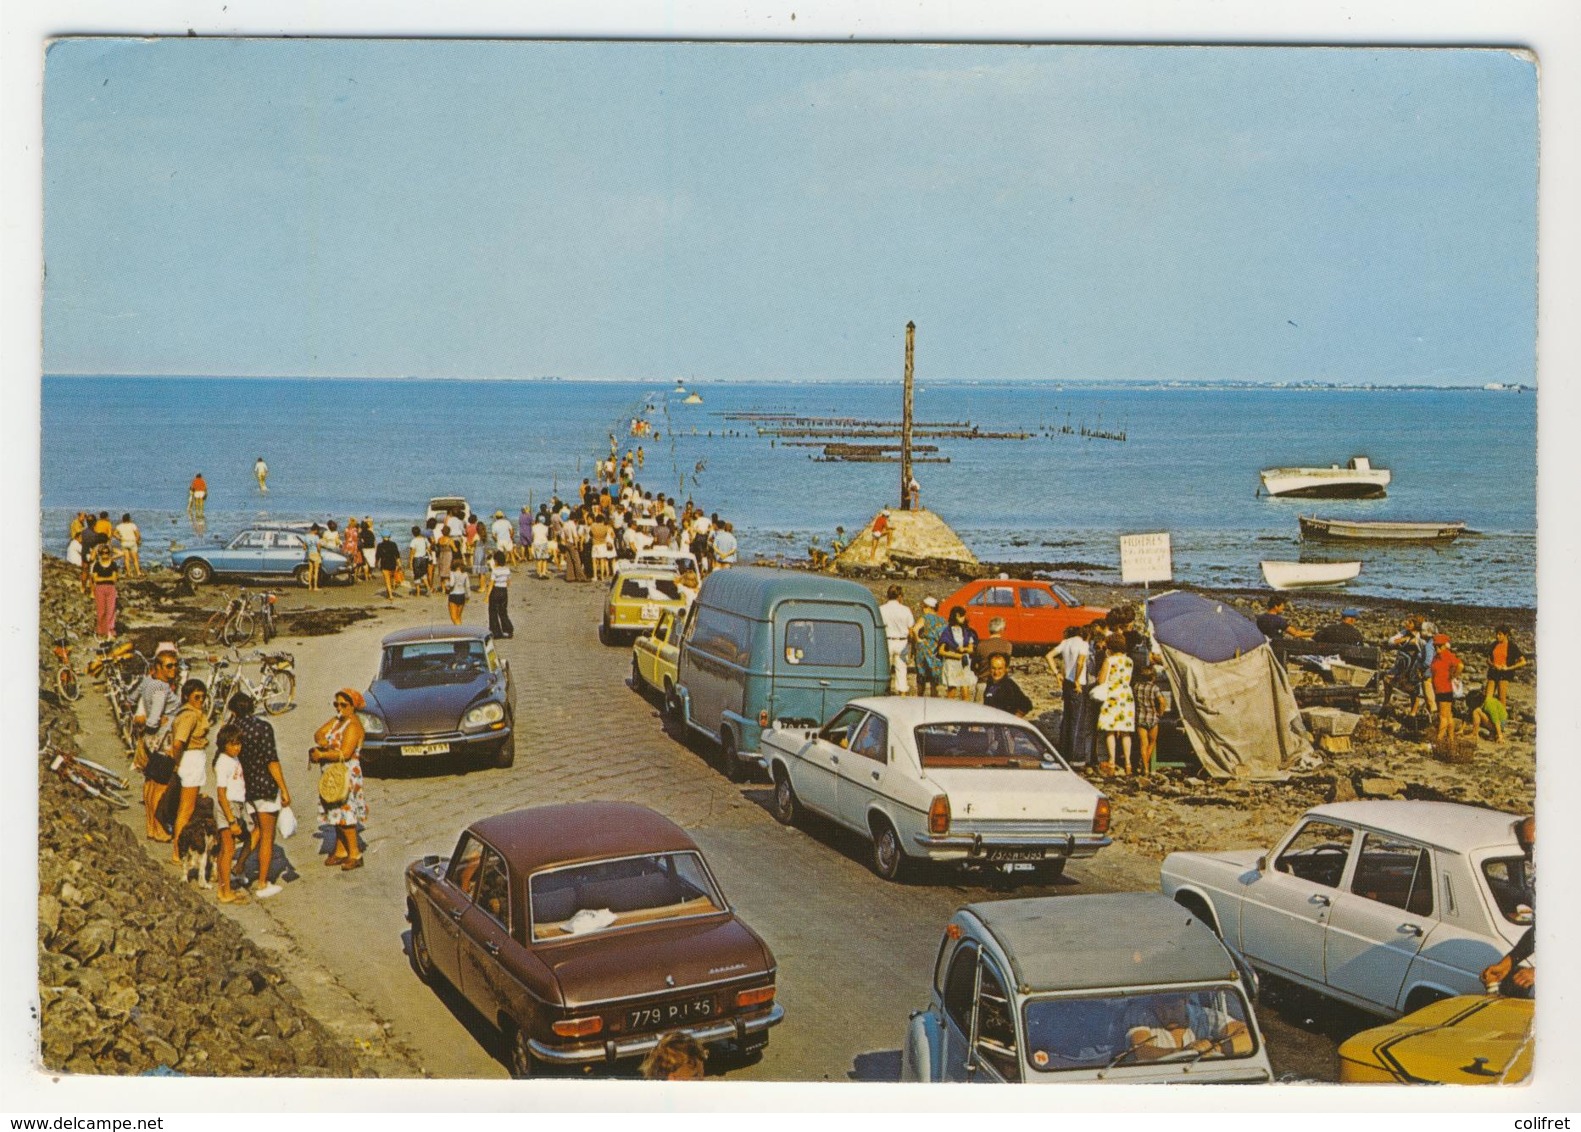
xmin=923 ymin=767 xmax=1100 ymax=821
xmin=367 ymin=675 xmax=496 ymax=734
xmin=541 ymin=915 xmax=771 ymax=1009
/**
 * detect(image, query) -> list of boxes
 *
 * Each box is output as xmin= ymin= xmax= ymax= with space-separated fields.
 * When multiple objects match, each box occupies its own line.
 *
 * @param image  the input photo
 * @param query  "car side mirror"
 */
xmin=1255 ymin=854 xmax=1268 ymax=873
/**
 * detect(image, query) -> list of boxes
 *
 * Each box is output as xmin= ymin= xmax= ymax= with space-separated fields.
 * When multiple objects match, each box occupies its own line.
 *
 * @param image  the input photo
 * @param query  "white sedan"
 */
xmin=1161 ymin=801 xmax=1531 ymax=1017
xmin=760 ymin=697 xmax=1110 ymax=882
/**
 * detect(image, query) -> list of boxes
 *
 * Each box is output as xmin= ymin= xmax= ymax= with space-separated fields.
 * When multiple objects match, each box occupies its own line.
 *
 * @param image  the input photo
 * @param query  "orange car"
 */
xmin=938 ymin=578 xmax=1107 ymax=649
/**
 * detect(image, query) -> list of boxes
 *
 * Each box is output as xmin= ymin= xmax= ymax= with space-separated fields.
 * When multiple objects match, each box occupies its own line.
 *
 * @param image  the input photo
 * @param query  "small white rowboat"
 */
xmin=1260 ymin=560 xmax=1362 ymax=590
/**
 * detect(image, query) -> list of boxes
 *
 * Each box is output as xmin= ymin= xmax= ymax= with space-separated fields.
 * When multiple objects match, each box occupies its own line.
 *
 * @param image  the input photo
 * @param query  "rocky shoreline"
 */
xmin=36 ymin=558 xmax=389 ymax=1077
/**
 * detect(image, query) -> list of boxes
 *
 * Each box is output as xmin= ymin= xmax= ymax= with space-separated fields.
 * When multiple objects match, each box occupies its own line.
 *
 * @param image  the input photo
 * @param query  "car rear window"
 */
xmin=529 ymin=852 xmax=724 ymax=940
xmin=1481 ymin=856 xmax=1534 ymax=924
xmin=914 ymin=722 xmax=1062 ymax=769
xmin=783 ymin=619 xmax=864 ymax=667
xmin=1024 ymin=987 xmax=1256 ymax=1072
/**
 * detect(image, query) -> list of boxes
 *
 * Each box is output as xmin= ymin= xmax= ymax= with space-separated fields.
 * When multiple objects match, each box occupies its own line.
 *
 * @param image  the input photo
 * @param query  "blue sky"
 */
xmin=43 ymin=40 xmax=1537 ymax=385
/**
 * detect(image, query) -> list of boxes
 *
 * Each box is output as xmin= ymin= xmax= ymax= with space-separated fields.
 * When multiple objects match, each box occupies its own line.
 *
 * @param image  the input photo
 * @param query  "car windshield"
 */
xmin=528 ymin=852 xmax=725 ymax=940
xmin=1481 ymin=855 xmax=1534 ymax=924
xmin=1024 ymin=987 xmax=1256 ymax=1072
xmin=381 ymin=640 xmax=488 ymax=687
xmin=914 ymin=722 xmax=1063 ymax=769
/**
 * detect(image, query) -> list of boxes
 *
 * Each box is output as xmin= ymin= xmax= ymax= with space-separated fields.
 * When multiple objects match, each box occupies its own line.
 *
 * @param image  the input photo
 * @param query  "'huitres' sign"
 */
xmin=1120 ymin=532 xmax=1172 ymax=585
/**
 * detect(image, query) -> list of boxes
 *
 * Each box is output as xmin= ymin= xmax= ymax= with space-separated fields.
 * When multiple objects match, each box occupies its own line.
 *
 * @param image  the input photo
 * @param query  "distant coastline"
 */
xmin=43 ymin=373 xmax=1534 ymax=393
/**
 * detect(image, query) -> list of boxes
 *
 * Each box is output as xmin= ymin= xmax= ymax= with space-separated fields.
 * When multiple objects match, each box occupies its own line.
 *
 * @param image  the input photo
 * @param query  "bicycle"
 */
xmin=41 ymin=725 xmax=131 ymax=808
xmin=49 ymin=626 xmax=81 ymax=702
xmin=205 ymin=647 xmax=296 ymax=723
xmin=228 ymin=589 xmax=282 ymax=646
xmin=204 ymin=591 xmax=247 ymax=646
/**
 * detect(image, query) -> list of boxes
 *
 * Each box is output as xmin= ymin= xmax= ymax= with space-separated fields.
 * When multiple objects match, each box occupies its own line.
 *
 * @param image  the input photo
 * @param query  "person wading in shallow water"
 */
xmin=254 ymin=456 xmax=268 ymax=493
xmin=187 ymin=472 xmax=207 ymax=520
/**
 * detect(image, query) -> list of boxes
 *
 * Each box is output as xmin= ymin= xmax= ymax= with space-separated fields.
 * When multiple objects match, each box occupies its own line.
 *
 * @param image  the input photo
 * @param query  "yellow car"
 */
xmin=631 ymin=608 xmax=685 ymax=716
xmin=1337 ymin=995 xmax=1532 ymax=1084
xmin=600 ymin=567 xmax=688 ymax=646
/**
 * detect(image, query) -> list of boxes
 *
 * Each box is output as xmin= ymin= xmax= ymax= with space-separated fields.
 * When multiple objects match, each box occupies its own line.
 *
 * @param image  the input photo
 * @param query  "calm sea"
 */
xmin=41 ymin=377 xmax=1537 ymax=609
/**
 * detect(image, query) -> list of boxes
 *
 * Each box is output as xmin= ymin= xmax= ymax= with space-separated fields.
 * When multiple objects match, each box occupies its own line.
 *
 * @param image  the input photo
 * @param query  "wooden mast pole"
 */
xmin=901 ymin=320 xmax=915 ymax=509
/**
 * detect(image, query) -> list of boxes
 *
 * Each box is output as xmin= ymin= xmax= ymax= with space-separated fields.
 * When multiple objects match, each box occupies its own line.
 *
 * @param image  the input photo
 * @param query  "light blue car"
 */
xmin=171 ymin=526 xmax=351 ymax=587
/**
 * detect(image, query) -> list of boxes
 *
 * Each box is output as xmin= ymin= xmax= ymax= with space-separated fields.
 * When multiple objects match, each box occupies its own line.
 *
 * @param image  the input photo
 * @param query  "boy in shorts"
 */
xmin=212 ymin=725 xmax=250 ymax=904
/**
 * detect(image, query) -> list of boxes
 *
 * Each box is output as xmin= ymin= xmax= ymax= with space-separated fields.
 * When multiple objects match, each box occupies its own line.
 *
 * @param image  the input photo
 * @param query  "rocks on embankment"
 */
xmin=37 ymin=713 xmax=370 ymax=1077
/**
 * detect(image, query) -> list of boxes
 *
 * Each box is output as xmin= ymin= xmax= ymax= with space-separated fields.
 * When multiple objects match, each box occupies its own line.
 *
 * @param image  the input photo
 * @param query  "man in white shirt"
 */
xmin=711 ymin=522 xmax=738 ymax=568
xmin=879 ymin=585 xmax=917 ymax=694
xmin=491 ymin=511 xmax=515 ymax=556
xmin=114 ymin=513 xmax=142 ymax=577
xmin=1046 ymin=625 xmax=1093 ymax=764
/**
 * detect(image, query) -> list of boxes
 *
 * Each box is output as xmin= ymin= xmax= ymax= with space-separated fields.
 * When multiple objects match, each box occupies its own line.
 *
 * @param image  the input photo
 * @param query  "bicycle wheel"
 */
xmin=205 ymin=609 xmax=231 ymax=644
xmin=261 ymin=670 xmax=296 ymax=715
xmin=71 ymin=756 xmax=129 ymax=790
xmin=222 ymin=611 xmax=257 ymax=647
xmin=56 ymin=667 xmax=81 ymax=702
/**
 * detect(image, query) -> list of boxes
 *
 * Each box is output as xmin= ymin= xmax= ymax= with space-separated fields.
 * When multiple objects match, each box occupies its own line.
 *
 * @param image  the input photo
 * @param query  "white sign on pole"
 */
xmin=1120 ymin=532 xmax=1173 ymax=585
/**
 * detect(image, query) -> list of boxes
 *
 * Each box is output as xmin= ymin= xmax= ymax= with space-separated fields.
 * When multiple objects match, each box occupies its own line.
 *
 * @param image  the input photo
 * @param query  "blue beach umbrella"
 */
xmin=1146 ymin=591 xmax=1266 ymax=663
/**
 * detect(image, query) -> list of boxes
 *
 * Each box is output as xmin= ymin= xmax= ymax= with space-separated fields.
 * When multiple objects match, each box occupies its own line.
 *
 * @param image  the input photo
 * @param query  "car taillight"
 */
xmin=929 ymin=795 xmax=950 ymax=835
xmin=734 ymin=985 xmax=776 ymax=1009
xmin=1093 ymin=796 xmax=1111 ymax=834
xmin=551 ymin=1016 xmax=604 ymax=1038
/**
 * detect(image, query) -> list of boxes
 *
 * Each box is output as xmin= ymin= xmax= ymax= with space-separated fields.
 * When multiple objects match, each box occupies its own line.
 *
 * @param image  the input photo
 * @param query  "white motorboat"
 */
xmin=1259 ymin=457 xmax=1390 ymax=499
xmin=1260 ymin=560 xmax=1362 ymax=590
xmin=1299 ymin=515 xmax=1466 ymax=542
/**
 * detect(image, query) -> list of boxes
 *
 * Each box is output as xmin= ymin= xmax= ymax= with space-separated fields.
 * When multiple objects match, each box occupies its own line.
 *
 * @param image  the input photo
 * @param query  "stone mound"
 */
xmin=836 ymin=508 xmax=978 ymax=570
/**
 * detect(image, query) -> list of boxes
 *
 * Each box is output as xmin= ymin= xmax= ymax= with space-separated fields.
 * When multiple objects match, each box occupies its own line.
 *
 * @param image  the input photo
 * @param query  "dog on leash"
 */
xmin=179 ymin=806 xmax=221 ymax=888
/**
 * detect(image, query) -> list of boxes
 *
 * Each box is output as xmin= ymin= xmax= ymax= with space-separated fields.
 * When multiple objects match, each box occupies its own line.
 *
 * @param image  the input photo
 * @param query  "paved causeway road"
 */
xmin=79 ymin=575 xmax=1342 ymax=1082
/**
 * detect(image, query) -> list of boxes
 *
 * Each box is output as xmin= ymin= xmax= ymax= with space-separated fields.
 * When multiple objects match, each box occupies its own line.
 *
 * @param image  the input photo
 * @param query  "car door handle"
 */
xmin=484 ymin=940 xmax=501 ymax=955
xmin=1309 ymin=893 xmax=1331 ymax=906
xmin=871 ymin=770 xmax=881 ymax=781
xmin=448 ymin=907 xmax=465 ymax=921
xmin=1399 ymin=923 xmax=1423 ymax=937
xmin=830 ymin=755 xmax=840 ymax=766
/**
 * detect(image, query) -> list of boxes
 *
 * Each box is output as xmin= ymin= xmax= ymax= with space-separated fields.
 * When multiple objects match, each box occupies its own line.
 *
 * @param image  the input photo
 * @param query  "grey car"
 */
xmin=901 ymin=893 xmax=1273 ymax=1084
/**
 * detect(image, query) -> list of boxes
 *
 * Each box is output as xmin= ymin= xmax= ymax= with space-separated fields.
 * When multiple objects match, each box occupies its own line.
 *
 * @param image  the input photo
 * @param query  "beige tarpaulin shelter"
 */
xmin=1147 ymin=590 xmax=1313 ymax=781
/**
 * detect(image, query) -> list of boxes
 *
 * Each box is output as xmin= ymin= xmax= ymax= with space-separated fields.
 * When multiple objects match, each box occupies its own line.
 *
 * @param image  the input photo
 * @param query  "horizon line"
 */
xmin=42 ymin=373 xmax=1533 ymax=390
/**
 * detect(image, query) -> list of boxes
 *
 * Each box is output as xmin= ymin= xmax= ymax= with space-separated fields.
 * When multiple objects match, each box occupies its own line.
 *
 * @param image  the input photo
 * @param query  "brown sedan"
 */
xmin=404 ymin=801 xmax=783 ymax=1077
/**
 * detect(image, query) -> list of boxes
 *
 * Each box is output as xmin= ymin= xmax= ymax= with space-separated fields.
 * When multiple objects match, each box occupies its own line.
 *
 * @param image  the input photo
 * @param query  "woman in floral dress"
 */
xmin=311 ymin=688 xmax=367 ymax=870
xmin=912 ymin=598 xmax=948 ymax=697
xmin=1095 ymin=632 xmax=1136 ymax=774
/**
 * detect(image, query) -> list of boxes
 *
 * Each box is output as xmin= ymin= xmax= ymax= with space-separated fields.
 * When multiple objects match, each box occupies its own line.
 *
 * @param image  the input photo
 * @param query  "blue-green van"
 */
xmin=673 ymin=567 xmax=890 ymax=780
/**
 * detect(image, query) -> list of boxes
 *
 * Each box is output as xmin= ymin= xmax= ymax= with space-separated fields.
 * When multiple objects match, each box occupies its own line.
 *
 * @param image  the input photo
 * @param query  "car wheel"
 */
xmin=720 ymin=728 xmax=748 ymax=783
xmin=494 ymin=728 xmax=516 ymax=769
xmin=182 ymin=559 xmax=213 ymax=586
xmin=870 ymin=817 xmax=911 ymax=882
xmin=770 ymin=768 xmax=800 ymax=826
xmin=505 ymin=1021 xmax=537 ymax=1079
xmin=293 ymin=564 xmax=312 ymax=588
xmin=598 ymin=618 xmax=613 ymax=646
xmin=409 ymin=906 xmax=437 ymax=984
xmin=630 ymin=653 xmax=645 ymax=692
xmin=663 ymin=683 xmax=683 ymax=730
xmin=1404 ymin=987 xmax=1449 ymax=1014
